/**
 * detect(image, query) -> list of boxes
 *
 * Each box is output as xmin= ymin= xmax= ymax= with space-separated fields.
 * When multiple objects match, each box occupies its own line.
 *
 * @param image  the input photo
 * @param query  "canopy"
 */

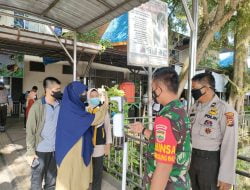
xmin=102 ymin=13 xmax=128 ymax=43
xmin=0 ymin=0 xmax=148 ymax=32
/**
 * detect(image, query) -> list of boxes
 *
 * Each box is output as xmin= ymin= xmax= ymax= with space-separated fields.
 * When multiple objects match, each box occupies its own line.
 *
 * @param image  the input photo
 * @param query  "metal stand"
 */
xmin=48 ymin=26 xmax=78 ymax=81
xmin=182 ymin=0 xmax=199 ymax=110
xmin=122 ymin=137 xmax=128 ymax=190
xmin=148 ymin=66 xmax=153 ymax=130
xmin=73 ymin=31 xmax=77 ymax=81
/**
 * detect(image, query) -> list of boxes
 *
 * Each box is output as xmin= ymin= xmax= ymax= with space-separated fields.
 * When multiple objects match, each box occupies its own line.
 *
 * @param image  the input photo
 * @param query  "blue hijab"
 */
xmin=55 ymin=81 xmax=95 ymax=166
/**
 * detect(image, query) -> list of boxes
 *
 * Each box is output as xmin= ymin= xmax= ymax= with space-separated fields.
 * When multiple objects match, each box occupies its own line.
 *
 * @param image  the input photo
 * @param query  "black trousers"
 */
xmin=189 ymin=148 xmax=220 ymax=190
xmin=0 ymin=105 xmax=7 ymax=126
xmin=31 ymin=152 xmax=57 ymax=190
xmin=92 ymin=156 xmax=104 ymax=190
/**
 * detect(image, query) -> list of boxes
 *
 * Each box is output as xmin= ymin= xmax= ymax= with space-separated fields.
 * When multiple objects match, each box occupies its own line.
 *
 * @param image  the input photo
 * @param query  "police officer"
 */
xmin=130 ymin=67 xmax=192 ymax=190
xmin=0 ymin=82 xmax=13 ymax=132
xmin=189 ymin=73 xmax=238 ymax=190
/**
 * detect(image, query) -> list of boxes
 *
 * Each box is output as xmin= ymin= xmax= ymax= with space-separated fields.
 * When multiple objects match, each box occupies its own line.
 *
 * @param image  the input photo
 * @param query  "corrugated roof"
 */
xmin=0 ymin=0 xmax=148 ymax=32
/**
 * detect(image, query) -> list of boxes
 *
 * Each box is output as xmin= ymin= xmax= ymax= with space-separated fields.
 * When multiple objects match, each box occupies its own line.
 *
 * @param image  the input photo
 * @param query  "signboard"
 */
xmin=0 ymin=54 xmax=24 ymax=78
xmin=128 ymin=0 xmax=168 ymax=67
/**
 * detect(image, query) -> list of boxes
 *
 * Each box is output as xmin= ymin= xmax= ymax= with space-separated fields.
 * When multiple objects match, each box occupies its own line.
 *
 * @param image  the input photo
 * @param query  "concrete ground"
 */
xmin=0 ymin=118 xmax=118 ymax=190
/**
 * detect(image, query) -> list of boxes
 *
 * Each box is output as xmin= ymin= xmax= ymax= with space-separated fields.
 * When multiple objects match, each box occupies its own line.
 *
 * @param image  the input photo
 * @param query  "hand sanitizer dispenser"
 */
xmin=110 ymin=96 xmax=124 ymax=137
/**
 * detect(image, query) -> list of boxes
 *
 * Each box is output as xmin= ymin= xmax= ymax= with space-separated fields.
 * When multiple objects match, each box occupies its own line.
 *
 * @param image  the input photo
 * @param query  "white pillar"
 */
xmin=187 ymin=0 xmax=199 ymax=110
xmin=148 ymin=66 xmax=153 ymax=130
xmin=73 ymin=31 xmax=77 ymax=81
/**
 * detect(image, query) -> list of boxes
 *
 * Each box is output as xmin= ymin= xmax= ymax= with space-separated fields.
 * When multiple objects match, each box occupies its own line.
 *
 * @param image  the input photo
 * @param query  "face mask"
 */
xmin=52 ymin=91 xmax=63 ymax=100
xmin=0 ymin=87 xmax=4 ymax=90
xmin=191 ymin=87 xmax=205 ymax=101
xmin=80 ymin=94 xmax=87 ymax=103
xmin=152 ymin=87 xmax=162 ymax=104
xmin=89 ymin=98 xmax=100 ymax=107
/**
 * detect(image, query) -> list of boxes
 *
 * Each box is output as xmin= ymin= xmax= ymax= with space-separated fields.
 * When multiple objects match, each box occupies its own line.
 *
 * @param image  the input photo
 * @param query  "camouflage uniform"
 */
xmin=145 ymin=100 xmax=192 ymax=190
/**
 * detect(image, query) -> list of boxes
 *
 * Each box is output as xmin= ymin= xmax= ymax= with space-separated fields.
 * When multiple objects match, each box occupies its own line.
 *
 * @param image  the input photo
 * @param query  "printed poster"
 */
xmin=128 ymin=0 xmax=168 ymax=67
xmin=0 ymin=54 xmax=24 ymax=78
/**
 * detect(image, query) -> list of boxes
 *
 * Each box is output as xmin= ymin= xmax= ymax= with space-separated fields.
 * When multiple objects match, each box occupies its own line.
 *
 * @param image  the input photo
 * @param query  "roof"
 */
xmin=0 ymin=25 xmax=101 ymax=56
xmin=0 ymin=0 xmax=148 ymax=32
xmin=0 ymin=25 xmax=141 ymax=70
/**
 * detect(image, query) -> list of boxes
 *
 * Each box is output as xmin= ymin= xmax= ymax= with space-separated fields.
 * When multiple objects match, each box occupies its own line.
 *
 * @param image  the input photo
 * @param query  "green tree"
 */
xmin=62 ymin=29 xmax=112 ymax=51
xmin=229 ymin=1 xmax=250 ymax=112
xmin=169 ymin=0 xmax=247 ymax=96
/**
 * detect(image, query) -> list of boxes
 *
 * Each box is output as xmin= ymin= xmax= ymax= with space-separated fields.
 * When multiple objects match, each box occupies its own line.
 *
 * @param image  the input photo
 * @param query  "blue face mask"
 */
xmin=89 ymin=98 xmax=100 ymax=107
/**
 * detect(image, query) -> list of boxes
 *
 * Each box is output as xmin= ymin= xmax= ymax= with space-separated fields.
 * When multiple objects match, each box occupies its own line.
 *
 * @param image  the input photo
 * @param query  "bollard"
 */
xmin=110 ymin=96 xmax=127 ymax=190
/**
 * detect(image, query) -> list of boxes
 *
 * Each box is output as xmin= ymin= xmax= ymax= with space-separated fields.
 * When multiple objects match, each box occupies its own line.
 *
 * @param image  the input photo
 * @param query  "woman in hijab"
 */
xmin=87 ymin=88 xmax=112 ymax=190
xmin=55 ymin=82 xmax=108 ymax=190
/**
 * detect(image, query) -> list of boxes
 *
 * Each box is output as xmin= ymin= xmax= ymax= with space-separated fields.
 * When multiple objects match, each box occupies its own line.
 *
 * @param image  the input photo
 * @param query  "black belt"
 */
xmin=192 ymin=148 xmax=220 ymax=158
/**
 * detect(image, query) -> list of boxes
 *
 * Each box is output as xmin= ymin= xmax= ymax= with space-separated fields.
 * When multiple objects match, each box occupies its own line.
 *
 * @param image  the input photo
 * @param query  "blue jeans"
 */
xmin=31 ymin=152 xmax=57 ymax=190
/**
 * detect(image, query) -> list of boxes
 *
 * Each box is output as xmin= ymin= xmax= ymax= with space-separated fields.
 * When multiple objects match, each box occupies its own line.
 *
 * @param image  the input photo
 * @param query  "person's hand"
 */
xmin=26 ymin=155 xmax=38 ymax=167
xmin=129 ymin=122 xmax=144 ymax=134
xmin=103 ymin=91 xmax=109 ymax=106
xmin=217 ymin=181 xmax=232 ymax=190
xmin=105 ymin=144 xmax=111 ymax=156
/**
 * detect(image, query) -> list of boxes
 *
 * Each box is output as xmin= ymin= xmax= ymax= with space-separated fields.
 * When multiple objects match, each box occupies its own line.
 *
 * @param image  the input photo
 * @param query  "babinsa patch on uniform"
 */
xmin=155 ymin=124 xmax=167 ymax=142
xmin=225 ymin=112 xmax=234 ymax=127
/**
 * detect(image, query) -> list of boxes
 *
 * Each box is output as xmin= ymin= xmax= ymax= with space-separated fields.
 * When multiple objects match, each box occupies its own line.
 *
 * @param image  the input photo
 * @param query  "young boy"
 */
xmin=87 ymin=88 xmax=112 ymax=190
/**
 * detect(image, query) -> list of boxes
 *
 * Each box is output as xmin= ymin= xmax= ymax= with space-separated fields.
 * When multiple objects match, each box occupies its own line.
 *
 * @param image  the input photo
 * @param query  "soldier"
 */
xmin=189 ymin=73 xmax=238 ymax=190
xmin=0 ymin=82 xmax=13 ymax=132
xmin=130 ymin=67 xmax=192 ymax=190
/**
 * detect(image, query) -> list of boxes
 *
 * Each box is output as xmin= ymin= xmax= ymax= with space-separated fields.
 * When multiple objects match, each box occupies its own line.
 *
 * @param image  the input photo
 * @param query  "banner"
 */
xmin=0 ymin=54 xmax=24 ymax=78
xmin=128 ymin=0 xmax=168 ymax=67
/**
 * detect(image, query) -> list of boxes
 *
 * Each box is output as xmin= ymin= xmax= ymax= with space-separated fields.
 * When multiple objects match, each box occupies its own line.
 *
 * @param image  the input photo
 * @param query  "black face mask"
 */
xmin=52 ymin=91 xmax=63 ymax=100
xmin=0 ymin=87 xmax=4 ymax=90
xmin=152 ymin=88 xmax=162 ymax=104
xmin=191 ymin=87 xmax=205 ymax=101
xmin=80 ymin=94 xmax=87 ymax=103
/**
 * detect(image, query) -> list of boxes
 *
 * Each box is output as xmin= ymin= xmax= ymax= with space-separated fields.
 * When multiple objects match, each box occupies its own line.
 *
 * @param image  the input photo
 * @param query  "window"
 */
xmin=29 ymin=61 xmax=45 ymax=72
xmin=62 ymin=65 xmax=73 ymax=74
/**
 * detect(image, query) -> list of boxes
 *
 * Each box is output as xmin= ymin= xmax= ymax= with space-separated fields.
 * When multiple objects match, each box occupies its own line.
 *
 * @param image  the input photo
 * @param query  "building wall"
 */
xmin=23 ymin=55 xmax=135 ymax=98
xmin=23 ymin=56 xmax=72 ymax=97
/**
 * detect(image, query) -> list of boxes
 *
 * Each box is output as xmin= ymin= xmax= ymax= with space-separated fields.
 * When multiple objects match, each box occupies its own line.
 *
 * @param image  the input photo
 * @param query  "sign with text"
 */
xmin=128 ymin=0 xmax=168 ymax=67
xmin=0 ymin=54 xmax=24 ymax=78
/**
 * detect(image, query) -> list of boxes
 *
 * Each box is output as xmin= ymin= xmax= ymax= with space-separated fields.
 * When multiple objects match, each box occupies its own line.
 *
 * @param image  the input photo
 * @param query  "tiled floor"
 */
xmin=0 ymin=118 xmax=118 ymax=190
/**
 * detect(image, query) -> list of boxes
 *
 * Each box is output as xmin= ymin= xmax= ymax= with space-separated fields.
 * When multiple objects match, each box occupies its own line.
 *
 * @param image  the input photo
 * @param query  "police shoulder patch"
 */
xmin=225 ymin=112 xmax=234 ymax=127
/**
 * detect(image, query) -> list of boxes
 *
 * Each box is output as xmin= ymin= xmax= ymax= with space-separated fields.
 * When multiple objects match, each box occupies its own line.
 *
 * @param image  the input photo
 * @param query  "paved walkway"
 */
xmin=0 ymin=118 xmax=118 ymax=190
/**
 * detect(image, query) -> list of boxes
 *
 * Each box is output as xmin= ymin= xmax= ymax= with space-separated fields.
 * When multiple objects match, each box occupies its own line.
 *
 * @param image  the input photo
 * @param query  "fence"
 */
xmin=104 ymin=113 xmax=250 ymax=189
xmin=238 ymin=111 xmax=250 ymax=138
xmin=105 ymin=117 xmax=151 ymax=189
